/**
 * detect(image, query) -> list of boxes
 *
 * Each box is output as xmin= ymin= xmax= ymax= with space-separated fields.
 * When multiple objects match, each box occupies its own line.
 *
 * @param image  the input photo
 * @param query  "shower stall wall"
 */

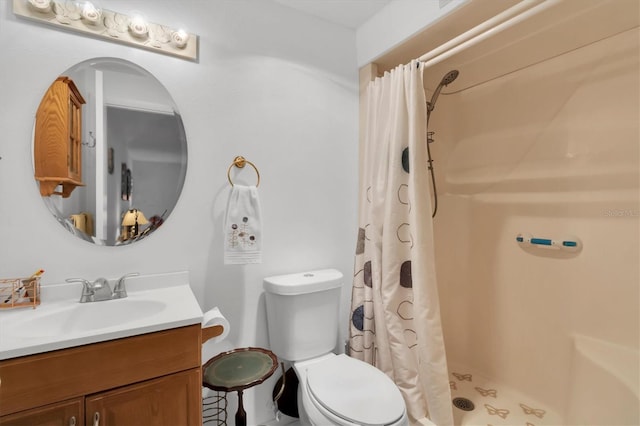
xmin=364 ymin=1 xmax=639 ymax=424
xmin=432 ymin=25 xmax=639 ymax=425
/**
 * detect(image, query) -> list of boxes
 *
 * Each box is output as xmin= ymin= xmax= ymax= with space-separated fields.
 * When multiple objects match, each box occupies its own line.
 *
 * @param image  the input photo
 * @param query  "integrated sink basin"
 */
xmin=5 ymin=299 xmax=167 ymax=338
xmin=0 ymin=271 xmax=203 ymax=360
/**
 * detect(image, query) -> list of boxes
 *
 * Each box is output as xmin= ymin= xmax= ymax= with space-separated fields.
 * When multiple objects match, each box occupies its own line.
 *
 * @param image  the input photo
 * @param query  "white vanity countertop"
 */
xmin=0 ymin=271 xmax=203 ymax=360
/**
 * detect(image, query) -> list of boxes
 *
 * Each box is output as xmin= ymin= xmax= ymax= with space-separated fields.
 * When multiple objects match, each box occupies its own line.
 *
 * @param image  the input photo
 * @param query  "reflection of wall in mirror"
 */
xmin=65 ymin=64 xmax=178 ymax=245
xmin=107 ymin=107 xmax=185 ymax=245
xmin=105 ymin=70 xmax=174 ymax=114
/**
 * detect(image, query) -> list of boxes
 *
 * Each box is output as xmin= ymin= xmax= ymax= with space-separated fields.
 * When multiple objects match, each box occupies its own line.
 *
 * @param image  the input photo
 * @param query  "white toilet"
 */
xmin=263 ymin=269 xmax=408 ymax=426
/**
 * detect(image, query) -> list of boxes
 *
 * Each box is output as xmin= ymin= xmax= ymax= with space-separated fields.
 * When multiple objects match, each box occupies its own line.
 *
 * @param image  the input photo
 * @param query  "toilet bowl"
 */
xmin=263 ymin=269 xmax=408 ymax=426
xmin=294 ymin=353 xmax=407 ymax=426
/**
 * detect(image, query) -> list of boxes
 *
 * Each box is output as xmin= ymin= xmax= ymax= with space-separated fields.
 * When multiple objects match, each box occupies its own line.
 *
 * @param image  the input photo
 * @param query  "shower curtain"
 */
xmin=349 ymin=60 xmax=453 ymax=426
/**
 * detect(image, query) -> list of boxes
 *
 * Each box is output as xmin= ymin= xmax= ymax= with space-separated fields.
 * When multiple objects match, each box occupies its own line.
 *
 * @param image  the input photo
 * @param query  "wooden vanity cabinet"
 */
xmin=34 ymin=76 xmax=86 ymax=198
xmin=0 ymin=325 xmax=202 ymax=426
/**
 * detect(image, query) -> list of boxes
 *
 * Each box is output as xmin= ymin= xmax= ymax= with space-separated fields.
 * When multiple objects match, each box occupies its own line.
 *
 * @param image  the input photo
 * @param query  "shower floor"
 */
xmin=448 ymin=364 xmax=562 ymax=426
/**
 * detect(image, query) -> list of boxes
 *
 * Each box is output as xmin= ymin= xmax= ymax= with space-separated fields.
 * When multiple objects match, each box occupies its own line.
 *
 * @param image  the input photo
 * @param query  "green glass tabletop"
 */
xmin=203 ymin=347 xmax=278 ymax=392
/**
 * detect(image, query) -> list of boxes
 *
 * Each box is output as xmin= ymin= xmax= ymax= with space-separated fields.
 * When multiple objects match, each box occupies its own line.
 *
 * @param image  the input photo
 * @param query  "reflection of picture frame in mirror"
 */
xmin=121 ymin=163 xmax=132 ymax=201
xmin=108 ymin=148 xmax=114 ymax=175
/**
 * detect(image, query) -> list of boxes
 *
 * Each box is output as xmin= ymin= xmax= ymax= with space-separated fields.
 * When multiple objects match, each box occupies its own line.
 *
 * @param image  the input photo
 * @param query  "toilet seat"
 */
xmin=305 ymin=354 xmax=406 ymax=426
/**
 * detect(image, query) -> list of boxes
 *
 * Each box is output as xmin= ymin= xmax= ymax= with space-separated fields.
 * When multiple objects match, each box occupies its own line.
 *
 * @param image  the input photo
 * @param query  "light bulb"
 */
xmin=81 ymin=2 xmax=101 ymax=24
xmin=171 ymin=29 xmax=189 ymax=48
xmin=27 ymin=0 xmax=52 ymax=13
xmin=128 ymin=14 xmax=148 ymax=38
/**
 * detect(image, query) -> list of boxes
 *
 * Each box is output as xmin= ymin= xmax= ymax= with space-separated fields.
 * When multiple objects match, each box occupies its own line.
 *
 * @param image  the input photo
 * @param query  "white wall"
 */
xmin=0 ymin=1 xmax=358 ymax=422
xmin=356 ymin=0 xmax=468 ymax=67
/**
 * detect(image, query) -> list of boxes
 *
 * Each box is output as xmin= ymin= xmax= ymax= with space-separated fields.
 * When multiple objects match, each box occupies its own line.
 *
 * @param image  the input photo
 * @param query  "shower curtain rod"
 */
xmin=417 ymin=0 xmax=561 ymax=69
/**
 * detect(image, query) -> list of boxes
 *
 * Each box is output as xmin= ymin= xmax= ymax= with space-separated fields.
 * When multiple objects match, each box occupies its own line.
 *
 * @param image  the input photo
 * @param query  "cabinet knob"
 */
xmin=93 ymin=412 xmax=100 ymax=426
xmin=69 ymin=416 xmax=77 ymax=426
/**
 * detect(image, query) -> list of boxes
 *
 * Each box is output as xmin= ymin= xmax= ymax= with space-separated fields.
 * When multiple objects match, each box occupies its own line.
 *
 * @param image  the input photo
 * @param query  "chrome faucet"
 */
xmin=66 ymin=273 xmax=139 ymax=303
xmin=112 ymin=272 xmax=139 ymax=299
xmin=66 ymin=277 xmax=112 ymax=303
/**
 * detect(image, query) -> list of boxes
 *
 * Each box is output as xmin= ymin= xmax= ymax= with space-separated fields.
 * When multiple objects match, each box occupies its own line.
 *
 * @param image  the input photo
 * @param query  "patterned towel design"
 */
xmin=223 ymin=185 xmax=262 ymax=264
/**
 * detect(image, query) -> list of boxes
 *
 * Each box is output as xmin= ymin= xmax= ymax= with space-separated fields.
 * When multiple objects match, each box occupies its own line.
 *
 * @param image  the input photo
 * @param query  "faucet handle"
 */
xmin=112 ymin=272 xmax=139 ymax=299
xmin=66 ymin=278 xmax=93 ymax=289
xmin=66 ymin=277 xmax=91 ymax=284
xmin=118 ymin=272 xmax=140 ymax=281
xmin=66 ymin=278 xmax=95 ymax=303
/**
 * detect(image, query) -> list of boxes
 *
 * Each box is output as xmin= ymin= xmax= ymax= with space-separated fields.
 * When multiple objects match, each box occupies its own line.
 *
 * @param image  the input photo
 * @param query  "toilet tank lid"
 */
xmin=263 ymin=269 xmax=343 ymax=295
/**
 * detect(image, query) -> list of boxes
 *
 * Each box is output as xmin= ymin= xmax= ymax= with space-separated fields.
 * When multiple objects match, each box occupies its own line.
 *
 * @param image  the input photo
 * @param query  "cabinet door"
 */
xmin=85 ymin=369 xmax=201 ymax=426
xmin=0 ymin=398 xmax=83 ymax=426
xmin=67 ymin=93 xmax=82 ymax=182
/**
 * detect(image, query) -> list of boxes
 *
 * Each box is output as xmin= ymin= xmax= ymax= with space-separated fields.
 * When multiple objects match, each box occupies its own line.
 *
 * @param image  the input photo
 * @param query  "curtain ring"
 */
xmin=227 ymin=156 xmax=260 ymax=187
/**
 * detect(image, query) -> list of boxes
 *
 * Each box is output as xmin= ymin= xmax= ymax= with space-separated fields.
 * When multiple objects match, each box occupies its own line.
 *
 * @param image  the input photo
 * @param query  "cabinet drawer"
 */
xmin=0 ymin=325 xmax=200 ymax=416
xmin=0 ymin=397 xmax=83 ymax=426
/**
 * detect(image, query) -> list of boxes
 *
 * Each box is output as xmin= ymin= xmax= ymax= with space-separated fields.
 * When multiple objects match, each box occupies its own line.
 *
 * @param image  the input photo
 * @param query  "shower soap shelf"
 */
xmin=0 ymin=277 xmax=41 ymax=309
xmin=516 ymin=234 xmax=581 ymax=252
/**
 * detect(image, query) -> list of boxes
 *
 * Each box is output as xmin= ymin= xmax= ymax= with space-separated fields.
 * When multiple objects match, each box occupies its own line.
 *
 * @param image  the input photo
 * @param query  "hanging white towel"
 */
xmin=224 ymin=185 xmax=262 ymax=264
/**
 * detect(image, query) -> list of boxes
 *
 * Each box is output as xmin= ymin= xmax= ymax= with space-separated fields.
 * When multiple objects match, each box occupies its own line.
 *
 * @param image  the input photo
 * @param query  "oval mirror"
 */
xmin=33 ymin=58 xmax=187 ymax=246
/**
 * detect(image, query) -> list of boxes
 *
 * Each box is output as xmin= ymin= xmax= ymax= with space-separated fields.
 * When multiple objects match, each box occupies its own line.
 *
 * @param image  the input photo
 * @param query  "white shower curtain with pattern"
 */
xmin=349 ymin=60 xmax=453 ymax=426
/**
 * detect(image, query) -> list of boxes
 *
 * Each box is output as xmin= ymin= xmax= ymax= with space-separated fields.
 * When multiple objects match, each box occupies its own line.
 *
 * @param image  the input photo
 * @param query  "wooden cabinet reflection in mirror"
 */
xmin=34 ymin=76 xmax=85 ymax=197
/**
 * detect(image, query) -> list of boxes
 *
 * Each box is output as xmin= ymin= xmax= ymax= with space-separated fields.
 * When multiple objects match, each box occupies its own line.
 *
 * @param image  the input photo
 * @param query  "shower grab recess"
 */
xmin=516 ymin=233 xmax=582 ymax=252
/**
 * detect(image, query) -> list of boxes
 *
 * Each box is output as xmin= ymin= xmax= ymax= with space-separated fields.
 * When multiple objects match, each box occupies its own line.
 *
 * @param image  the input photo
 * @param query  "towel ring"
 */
xmin=227 ymin=156 xmax=260 ymax=187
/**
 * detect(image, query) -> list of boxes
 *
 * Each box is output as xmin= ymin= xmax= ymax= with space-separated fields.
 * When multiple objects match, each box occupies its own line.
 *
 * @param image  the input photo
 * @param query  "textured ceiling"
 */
xmin=273 ymin=0 xmax=392 ymax=29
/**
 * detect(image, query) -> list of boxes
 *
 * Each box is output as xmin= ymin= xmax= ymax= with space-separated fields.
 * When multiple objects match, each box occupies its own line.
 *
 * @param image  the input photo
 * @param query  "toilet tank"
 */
xmin=263 ymin=269 xmax=343 ymax=361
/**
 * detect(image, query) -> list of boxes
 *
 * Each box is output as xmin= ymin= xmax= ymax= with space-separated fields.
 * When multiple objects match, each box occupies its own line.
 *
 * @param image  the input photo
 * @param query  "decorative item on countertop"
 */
xmin=224 ymin=156 xmax=262 ymax=264
xmin=0 ymin=269 xmax=44 ymax=309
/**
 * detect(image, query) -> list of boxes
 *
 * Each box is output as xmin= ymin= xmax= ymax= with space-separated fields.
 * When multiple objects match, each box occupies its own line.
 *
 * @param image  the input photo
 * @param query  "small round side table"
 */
xmin=203 ymin=347 xmax=279 ymax=426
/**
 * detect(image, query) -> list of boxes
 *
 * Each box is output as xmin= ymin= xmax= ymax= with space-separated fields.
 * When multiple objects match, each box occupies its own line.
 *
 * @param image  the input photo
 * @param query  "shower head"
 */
xmin=427 ymin=70 xmax=459 ymax=113
xmin=440 ymin=69 xmax=459 ymax=86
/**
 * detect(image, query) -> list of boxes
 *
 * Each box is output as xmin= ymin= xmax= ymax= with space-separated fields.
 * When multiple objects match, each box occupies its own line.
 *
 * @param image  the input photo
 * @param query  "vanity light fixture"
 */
xmin=13 ymin=0 xmax=198 ymax=61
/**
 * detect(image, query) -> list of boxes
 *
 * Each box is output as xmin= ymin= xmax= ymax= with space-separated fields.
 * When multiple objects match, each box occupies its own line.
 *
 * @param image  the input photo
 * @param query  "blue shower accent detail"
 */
xmin=515 ymin=233 xmax=582 ymax=252
xmin=531 ymin=238 xmax=552 ymax=246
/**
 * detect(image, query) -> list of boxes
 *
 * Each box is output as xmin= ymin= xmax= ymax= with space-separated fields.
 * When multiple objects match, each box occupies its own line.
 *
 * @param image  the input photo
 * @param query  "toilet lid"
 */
xmin=306 ymin=354 xmax=405 ymax=426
